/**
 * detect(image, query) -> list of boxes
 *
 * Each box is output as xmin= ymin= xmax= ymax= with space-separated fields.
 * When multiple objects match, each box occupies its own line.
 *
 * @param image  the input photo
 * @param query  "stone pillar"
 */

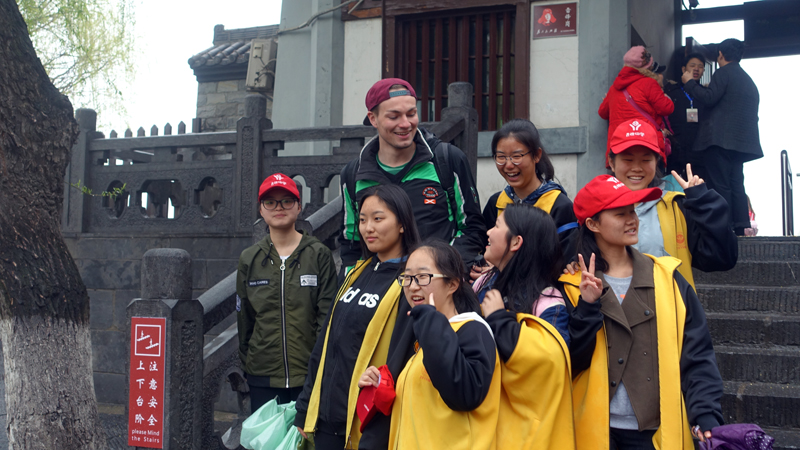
xmin=272 ymin=0 xmax=345 ymax=156
xmin=63 ymin=108 xmax=96 ymax=233
xmin=575 ymin=0 xmax=631 ymax=189
xmin=127 ymin=249 xmax=203 ymax=450
xmin=441 ymin=82 xmax=480 ymax=180
xmin=235 ymin=94 xmax=270 ymax=234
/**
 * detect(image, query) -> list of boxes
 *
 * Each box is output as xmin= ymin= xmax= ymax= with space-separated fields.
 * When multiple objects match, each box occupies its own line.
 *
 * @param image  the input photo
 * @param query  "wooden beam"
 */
xmin=386 ymin=0 xmax=517 ymax=16
xmin=515 ymin=1 xmax=530 ymax=120
xmin=434 ymin=18 xmax=444 ymax=120
xmin=384 ymin=16 xmax=396 ymax=78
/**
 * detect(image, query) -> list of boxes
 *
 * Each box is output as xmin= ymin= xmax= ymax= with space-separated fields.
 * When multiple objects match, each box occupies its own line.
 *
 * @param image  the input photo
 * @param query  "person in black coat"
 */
xmin=665 ymin=52 xmax=707 ymax=177
xmin=682 ymin=39 xmax=762 ymax=236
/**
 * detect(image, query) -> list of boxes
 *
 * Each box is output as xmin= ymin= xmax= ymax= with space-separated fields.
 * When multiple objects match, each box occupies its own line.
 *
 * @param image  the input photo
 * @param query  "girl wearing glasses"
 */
xmin=236 ymin=174 xmax=338 ymax=411
xmin=295 ymin=184 xmax=421 ymax=450
xmin=475 ymin=119 xmax=579 ymax=282
xmin=359 ymin=240 xmax=500 ymax=450
xmin=478 ymin=203 xmax=576 ymax=449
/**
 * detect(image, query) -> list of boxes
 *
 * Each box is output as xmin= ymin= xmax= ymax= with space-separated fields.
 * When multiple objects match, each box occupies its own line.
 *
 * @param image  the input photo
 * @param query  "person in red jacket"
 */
xmin=599 ymin=46 xmax=674 ymax=167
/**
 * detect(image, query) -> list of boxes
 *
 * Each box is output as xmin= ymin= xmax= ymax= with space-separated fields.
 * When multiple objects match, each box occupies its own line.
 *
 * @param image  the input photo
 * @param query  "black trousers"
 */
xmin=698 ymin=146 xmax=751 ymax=232
xmin=610 ymin=428 xmax=656 ymax=450
xmin=249 ymin=385 xmax=303 ymax=413
xmin=314 ymin=421 xmax=348 ymax=450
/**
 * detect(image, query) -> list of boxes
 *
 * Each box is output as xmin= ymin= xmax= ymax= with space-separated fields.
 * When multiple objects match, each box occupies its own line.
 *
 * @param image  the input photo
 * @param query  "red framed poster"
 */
xmin=532 ymin=3 xmax=578 ymax=39
xmin=128 ymin=317 xmax=167 ymax=448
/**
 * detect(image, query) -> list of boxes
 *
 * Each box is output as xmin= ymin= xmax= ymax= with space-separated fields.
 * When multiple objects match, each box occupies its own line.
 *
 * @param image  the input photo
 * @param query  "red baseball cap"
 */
xmin=573 ymin=175 xmax=662 ymax=225
xmin=609 ymin=119 xmax=664 ymax=160
xmin=363 ymin=78 xmax=417 ymax=125
xmin=258 ymin=173 xmax=300 ymax=202
xmin=357 ymin=365 xmax=396 ymax=432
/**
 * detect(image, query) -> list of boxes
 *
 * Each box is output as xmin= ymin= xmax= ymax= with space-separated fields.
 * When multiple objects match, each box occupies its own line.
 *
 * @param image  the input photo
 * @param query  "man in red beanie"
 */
xmin=339 ymin=78 xmax=486 ymax=271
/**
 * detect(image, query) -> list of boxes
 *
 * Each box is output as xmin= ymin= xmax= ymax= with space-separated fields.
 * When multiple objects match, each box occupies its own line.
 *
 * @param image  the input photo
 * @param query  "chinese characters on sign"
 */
xmin=128 ymin=317 xmax=166 ymax=448
xmin=532 ymin=3 xmax=578 ymax=39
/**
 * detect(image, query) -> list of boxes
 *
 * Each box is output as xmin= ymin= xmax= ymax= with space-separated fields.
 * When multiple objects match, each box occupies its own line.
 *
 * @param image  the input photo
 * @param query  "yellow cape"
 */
xmin=559 ymin=255 xmax=693 ymax=450
xmin=389 ymin=318 xmax=502 ymax=450
xmin=657 ymin=191 xmax=695 ymax=288
xmin=495 ymin=189 xmax=560 ymax=214
xmin=497 ymin=312 xmax=576 ymax=449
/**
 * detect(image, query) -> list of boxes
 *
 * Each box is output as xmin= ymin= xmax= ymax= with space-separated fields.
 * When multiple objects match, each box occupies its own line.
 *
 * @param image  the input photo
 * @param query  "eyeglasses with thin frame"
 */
xmin=261 ymin=198 xmax=297 ymax=210
xmin=494 ymin=152 xmax=530 ymax=166
xmin=397 ymin=273 xmax=447 ymax=287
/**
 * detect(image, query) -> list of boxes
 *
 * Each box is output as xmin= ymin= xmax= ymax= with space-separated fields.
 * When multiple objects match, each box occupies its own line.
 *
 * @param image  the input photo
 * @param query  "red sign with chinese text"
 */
xmin=532 ymin=3 xmax=578 ymax=39
xmin=128 ymin=317 xmax=166 ymax=448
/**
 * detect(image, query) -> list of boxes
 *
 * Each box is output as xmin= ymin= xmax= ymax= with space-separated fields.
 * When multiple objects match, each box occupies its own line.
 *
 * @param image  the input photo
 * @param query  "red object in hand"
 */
xmin=357 ymin=365 xmax=396 ymax=432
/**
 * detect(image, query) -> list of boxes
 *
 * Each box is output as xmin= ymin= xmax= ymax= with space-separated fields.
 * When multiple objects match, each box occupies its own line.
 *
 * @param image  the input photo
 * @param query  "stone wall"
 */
xmin=196 ymin=80 xmax=273 ymax=132
xmin=65 ymin=233 xmax=253 ymax=404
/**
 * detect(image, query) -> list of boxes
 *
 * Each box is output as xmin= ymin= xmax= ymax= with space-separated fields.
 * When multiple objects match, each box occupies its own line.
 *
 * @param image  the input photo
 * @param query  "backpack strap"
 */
xmin=432 ymin=142 xmax=458 ymax=240
xmin=342 ymin=158 xmax=360 ymax=211
xmin=622 ymin=88 xmax=662 ymax=131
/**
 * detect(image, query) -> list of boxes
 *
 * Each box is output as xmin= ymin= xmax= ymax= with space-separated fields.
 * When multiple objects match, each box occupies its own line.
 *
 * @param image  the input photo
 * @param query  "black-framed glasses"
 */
xmin=261 ymin=198 xmax=297 ymax=210
xmin=494 ymin=152 xmax=530 ymax=166
xmin=397 ymin=273 xmax=447 ymax=287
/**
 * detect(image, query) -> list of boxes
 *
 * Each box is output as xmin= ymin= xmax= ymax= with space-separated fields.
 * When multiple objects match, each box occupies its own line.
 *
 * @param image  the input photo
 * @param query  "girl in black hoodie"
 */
xmin=294 ymin=184 xmax=420 ymax=450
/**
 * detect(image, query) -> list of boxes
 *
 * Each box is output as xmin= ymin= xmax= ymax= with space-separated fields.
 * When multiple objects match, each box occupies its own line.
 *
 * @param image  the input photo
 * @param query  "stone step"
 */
xmin=722 ymin=381 xmax=800 ymax=430
xmin=697 ymin=285 xmax=800 ymax=314
xmin=762 ymin=427 xmax=800 ymax=450
xmin=737 ymin=237 xmax=800 ymax=262
xmin=694 ymin=261 xmax=800 ymax=286
xmin=715 ymin=345 xmax=800 ymax=385
xmin=707 ymin=312 xmax=800 ymax=347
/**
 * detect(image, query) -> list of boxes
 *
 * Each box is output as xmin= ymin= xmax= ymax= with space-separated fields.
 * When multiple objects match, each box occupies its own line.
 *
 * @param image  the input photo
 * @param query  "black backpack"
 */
xmin=342 ymin=140 xmax=459 ymax=241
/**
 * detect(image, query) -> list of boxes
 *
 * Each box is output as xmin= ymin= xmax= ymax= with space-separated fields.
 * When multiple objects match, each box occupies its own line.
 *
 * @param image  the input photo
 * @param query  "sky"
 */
xmin=97 ymin=0 xmax=798 ymax=236
xmin=97 ymin=0 xmax=283 ymax=133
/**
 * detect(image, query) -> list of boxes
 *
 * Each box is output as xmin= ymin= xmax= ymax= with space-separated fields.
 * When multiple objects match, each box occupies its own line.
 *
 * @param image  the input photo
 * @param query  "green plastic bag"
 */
xmin=276 ymin=425 xmax=301 ymax=450
xmin=240 ymin=399 xmax=279 ymax=448
xmin=240 ymin=399 xmax=297 ymax=450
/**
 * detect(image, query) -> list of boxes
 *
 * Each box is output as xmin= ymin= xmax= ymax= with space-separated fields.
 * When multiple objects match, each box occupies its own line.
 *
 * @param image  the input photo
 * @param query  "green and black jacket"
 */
xmin=339 ymin=127 xmax=486 ymax=269
xmin=236 ymin=232 xmax=338 ymax=389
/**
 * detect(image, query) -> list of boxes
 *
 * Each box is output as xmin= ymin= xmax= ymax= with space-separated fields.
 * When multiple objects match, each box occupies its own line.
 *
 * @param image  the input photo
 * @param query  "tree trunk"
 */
xmin=0 ymin=0 xmax=107 ymax=448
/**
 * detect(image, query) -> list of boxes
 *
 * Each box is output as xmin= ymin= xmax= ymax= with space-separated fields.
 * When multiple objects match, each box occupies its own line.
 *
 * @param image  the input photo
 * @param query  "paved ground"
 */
xmin=100 ymin=411 xmax=129 ymax=449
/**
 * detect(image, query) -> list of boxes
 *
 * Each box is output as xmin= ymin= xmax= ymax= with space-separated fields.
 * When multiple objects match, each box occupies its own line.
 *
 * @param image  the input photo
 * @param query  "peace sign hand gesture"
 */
xmin=671 ymin=163 xmax=704 ymax=190
xmin=578 ymin=253 xmax=603 ymax=304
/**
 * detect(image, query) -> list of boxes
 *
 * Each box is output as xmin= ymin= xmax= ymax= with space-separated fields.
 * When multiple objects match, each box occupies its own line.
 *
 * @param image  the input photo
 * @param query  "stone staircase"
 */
xmin=695 ymin=236 xmax=800 ymax=449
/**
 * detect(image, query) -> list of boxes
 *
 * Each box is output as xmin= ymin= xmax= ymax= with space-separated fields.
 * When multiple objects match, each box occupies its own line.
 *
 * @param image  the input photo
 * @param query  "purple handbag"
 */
xmin=698 ymin=424 xmax=774 ymax=450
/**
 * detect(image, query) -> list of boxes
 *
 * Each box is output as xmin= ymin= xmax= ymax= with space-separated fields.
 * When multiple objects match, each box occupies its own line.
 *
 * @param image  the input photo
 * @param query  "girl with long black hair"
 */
xmin=476 ymin=203 xmax=569 ymax=344
xmin=294 ymin=184 xmax=420 ymax=450
xmin=478 ymin=203 xmax=576 ymax=449
xmin=359 ymin=239 xmax=500 ymax=450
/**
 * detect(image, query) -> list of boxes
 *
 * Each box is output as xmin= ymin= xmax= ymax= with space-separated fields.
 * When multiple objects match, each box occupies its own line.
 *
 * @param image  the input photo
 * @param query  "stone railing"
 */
xmin=63 ymin=82 xmax=478 ymax=238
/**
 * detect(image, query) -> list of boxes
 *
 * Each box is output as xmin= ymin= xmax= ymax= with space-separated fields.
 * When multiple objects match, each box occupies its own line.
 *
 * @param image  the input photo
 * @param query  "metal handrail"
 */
xmin=781 ymin=149 xmax=794 ymax=236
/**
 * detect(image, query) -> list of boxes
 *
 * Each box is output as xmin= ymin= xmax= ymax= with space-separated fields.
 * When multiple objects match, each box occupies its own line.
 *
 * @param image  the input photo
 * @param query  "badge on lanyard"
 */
xmin=682 ymin=87 xmax=698 ymax=123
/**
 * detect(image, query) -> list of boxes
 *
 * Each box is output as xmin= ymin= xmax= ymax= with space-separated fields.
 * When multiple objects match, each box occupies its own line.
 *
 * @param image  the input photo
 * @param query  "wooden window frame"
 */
xmin=383 ymin=0 xmax=530 ymax=125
